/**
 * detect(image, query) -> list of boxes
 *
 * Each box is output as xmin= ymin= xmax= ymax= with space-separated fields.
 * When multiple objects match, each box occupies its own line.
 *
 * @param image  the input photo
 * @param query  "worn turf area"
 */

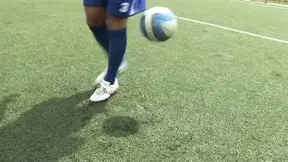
xmin=1 ymin=0 xmax=288 ymax=161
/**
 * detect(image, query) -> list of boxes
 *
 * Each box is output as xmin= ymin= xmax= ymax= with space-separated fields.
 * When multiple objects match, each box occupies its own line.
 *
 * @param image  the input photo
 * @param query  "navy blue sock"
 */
xmin=89 ymin=24 xmax=109 ymax=54
xmin=104 ymin=28 xmax=127 ymax=84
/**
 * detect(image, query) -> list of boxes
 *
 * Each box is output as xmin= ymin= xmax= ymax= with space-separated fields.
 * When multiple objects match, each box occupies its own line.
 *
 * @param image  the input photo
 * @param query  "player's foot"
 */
xmin=93 ymin=61 xmax=128 ymax=86
xmin=90 ymin=79 xmax=119 ymax=102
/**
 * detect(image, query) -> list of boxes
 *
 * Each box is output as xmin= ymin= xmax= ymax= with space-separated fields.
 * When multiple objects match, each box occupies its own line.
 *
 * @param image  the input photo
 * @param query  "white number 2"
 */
xmin=119 ymin=2 xmax=130 ymax=13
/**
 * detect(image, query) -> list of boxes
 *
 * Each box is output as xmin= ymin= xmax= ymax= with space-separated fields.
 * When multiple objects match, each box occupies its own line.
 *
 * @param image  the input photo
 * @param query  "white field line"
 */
xmin=176 ymin=16 xmax=288 ymax=44
xmin=230 ymin=0 xmax=288 ymax=9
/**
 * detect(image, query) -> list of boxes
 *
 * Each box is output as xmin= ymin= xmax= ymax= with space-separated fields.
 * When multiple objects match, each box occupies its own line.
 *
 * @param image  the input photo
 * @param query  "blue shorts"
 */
xmin=83 ymin=0 xmax=146 ymax=18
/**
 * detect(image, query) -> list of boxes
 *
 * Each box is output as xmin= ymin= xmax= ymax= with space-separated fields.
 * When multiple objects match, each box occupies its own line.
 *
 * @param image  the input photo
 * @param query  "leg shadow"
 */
xmin=0 ymin=90 xmax=107 ymax=161
xmin=0 ymin=94 xmax=19 ymax=123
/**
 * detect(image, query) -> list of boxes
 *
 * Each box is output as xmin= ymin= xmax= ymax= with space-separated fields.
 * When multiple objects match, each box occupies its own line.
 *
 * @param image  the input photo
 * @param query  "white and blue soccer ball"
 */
xmin=140 ymin=7 xmax=178 ymax=42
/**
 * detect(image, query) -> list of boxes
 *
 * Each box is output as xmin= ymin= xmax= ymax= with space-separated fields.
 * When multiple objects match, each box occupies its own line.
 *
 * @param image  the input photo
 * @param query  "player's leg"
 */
xmin=84 ymin=0 xmax=109 ymax=53
xmin=83 ymin=0 xmax=128 ymax=86
xmin=90 ymin=0 xmax=146 ymax=102
xmin=89 ymin=15 xmax=127 ymax=102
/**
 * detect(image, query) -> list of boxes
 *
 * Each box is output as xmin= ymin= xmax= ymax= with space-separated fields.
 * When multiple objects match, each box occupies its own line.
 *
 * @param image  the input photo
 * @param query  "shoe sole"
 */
xmin=89 ymin=90 xmax=119 ymax=102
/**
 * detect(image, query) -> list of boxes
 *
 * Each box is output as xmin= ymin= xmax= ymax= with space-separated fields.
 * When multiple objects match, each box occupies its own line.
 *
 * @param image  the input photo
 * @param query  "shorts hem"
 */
xmin=108 ymin=9 xmax=146 ymax=18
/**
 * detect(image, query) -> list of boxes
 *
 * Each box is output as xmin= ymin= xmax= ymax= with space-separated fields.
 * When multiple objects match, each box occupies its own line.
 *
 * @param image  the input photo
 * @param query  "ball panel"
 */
xmin=151 ymin=13 xmax=177 ymax=41
xmin=144 ymin=6 xmax=172 ymax=15
xmin=151 ymin=13 xmax=171 ymax=41
xmin=144 ymin=12 xmax=158 ymax=41
xmin=140 ymin=15 xmax=149 ymax=39
xmin=161 ymin=19 xmax=178 ymax=38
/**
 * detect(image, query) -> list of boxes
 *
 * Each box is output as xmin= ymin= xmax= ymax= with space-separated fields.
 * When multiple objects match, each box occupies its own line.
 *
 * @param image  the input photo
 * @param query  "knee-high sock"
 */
xmin=89 ymin=24 xmax=109 ymax=55
xmin=104 ymin=28 xmax=127 ymax=84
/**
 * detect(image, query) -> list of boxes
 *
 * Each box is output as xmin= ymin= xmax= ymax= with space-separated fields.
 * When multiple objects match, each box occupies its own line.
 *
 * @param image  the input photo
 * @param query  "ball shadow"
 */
xmin=102 ymin=116 xmax=140 ymax=137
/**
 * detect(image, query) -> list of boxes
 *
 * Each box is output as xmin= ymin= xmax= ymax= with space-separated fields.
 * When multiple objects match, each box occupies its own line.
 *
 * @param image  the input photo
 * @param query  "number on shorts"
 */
xmin=119 ymin=2 xmax=130 ymax=13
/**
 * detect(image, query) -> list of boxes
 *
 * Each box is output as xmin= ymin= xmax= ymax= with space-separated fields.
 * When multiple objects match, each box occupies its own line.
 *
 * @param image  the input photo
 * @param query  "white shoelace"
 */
xmin=95 ymin=81 xmax=113 ymax=95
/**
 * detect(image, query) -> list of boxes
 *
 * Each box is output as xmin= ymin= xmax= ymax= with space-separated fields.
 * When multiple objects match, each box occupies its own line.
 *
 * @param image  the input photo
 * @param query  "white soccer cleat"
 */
xmin=93 ymin=61 xmax=128 ymax=86
xmin=90 ymin=79 xmax=119 ymax=102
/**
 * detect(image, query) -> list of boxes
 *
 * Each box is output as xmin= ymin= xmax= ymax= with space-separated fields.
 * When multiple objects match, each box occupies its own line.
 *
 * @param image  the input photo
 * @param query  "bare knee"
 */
xmin=84 ymin=6 xmax=107 ymax=27
xmin=107 ymin=15 xmax=127 ymax=30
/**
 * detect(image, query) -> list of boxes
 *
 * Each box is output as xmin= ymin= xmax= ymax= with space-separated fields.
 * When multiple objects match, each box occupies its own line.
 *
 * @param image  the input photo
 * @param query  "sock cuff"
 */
xmin=89 ymin=24 xmax=107 ymax=31
xmin=108 ymin=28 xmax=127 ymax=38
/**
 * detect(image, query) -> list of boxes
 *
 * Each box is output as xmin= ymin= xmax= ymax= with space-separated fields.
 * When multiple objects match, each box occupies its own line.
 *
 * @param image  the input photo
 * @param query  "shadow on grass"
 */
xmin=0 ymin=90 xmax=107 ymax=161
xmin=0 ymin=94 xmax=19 ymax=123
xmin=0 ymin=90 xmax=140 ymax=161
xmin=103 ymin=116 xmax=139 ymax=137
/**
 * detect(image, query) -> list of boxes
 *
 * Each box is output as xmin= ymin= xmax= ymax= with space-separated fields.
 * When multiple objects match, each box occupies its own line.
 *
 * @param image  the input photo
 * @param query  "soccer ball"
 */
xmin=140 ymin=7 xmax=178 ymax=42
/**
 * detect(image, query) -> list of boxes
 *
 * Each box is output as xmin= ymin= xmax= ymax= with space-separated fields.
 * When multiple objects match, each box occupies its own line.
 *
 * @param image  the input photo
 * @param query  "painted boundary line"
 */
xmin=176 ymin=16 xmax=288 ymax=44
xmin=230 ymin=0 xmax=288 ymax=9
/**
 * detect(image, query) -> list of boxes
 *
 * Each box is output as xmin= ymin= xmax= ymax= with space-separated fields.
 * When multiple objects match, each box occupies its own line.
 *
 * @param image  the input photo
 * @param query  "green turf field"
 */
xmin=1 ymin=0 xmax=288 ymax=161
